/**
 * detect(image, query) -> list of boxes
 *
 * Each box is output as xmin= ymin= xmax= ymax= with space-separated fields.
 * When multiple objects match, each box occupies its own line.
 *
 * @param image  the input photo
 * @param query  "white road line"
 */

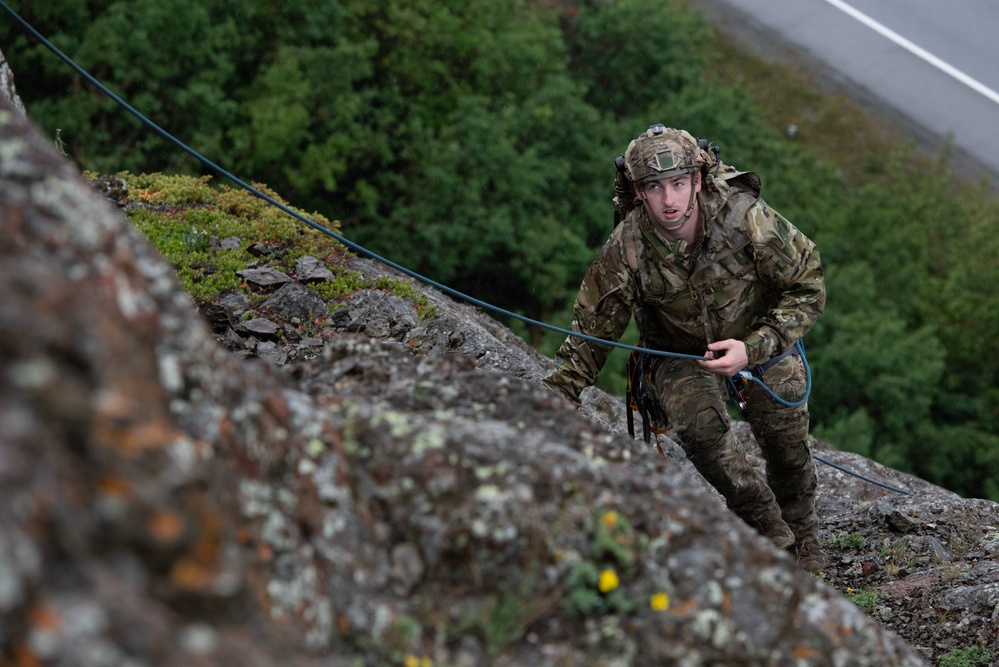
xmin=822 ymin=0 xmax=999 ymax=106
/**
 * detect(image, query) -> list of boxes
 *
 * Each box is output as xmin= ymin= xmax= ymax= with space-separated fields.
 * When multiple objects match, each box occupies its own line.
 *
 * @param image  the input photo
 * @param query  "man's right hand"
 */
xmin=697 ymin=339 xmax=749 ymax=377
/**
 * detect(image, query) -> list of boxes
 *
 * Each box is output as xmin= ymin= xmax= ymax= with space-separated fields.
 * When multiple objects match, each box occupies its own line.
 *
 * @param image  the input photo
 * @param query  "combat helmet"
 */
xmin=623 ymin=124 xmax=705 ymax=184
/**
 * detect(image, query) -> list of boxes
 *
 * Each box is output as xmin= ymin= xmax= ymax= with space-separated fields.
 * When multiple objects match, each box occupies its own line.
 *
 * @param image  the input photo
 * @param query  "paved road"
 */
xmin=692 ymin=0 xmax=999 ymax=181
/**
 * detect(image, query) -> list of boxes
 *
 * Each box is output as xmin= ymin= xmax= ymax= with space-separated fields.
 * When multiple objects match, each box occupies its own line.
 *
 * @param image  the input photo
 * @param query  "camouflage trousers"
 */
xmin=650 ymin=353 xmax=818 ymax=548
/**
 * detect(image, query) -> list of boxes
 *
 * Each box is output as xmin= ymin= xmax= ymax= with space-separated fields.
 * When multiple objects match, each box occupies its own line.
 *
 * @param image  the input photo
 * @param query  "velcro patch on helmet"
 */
xmin=651 ymin=147 xmax=681 ymax=172
xmin=625 ymin=125 xmax=701 ymax=184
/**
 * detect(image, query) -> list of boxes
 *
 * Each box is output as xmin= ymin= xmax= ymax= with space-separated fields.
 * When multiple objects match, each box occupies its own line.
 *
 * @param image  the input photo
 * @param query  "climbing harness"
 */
xmin=1 ymin=1 xmax=914 ymax=498
xmin=625 ymin=350 xmax=668 ymax=444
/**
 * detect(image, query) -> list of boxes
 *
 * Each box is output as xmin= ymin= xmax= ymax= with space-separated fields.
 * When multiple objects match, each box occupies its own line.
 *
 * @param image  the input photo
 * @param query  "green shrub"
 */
xmin=938 ymin=645 xmax=993 ymax=667
xmin=827 ymin=532 xmax=866 ymax=550
xmin=847 ymin=589 xmax=883 ymax=611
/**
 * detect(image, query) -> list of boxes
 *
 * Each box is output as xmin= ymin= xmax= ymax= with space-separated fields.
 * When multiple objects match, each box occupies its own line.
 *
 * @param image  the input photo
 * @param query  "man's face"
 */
xmin=637 ymin=173 xmax=700 ymax=226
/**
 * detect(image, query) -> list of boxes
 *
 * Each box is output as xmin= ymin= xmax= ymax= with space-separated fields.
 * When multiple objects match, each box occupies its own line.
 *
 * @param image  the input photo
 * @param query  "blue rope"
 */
xmin=735 ymin=340 xmax=812 ymax=408
xmin=813 ymin=454 xmax=914 ymax=495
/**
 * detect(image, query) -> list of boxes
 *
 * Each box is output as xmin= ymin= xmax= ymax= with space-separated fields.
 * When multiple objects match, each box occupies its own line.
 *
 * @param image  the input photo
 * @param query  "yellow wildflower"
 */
xmin=403 ymin=655 xmax=419 ymax=667
xmin=598 ymin=569 xmax=619 ymax=593
xmin=650 ymin=592 xmax=670 ymax=612
xmin=602 ymin=510 xmax=618 ymax=528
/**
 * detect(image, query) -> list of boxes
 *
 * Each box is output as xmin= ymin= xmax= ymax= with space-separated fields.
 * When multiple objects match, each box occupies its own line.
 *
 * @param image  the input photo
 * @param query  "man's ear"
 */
xmin=632 ymin=182 xmax=644 ymax=199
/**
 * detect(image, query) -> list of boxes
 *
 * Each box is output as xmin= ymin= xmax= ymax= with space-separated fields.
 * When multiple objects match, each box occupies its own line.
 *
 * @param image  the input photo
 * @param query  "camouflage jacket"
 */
xmin=544 ymin=171 xmax=825 ymax=404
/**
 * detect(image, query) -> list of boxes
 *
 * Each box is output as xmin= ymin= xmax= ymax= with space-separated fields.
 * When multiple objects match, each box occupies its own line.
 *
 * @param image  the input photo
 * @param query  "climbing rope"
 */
xmin=812 ymin=454 xmax=914 ymax=495
xmin=738 ymin=340 xmax=812 ymax=408
xmin=0 ymin=1 xmax=914 ymax=496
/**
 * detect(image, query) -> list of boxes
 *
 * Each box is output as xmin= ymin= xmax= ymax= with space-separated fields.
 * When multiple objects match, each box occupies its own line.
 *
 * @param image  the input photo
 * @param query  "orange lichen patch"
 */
xmin=28 ymin=603 xmax=61 ymax=633
xmin=170 ymin=557 xmax=216 ymax=591
xmin=166 ymin=508 xmax=227 ymax=591
xmin=13 ymin=644 xmax=42 ymax=667
xmin=194 ymin=512 xmax=223 ymax=559
xmin=721 ymin=590 xmax=731 ymax=614
xmin=336 ymin=614 xmax=351 ymax=634
xmin=193 ymin=534 xmax=221 ymax=564
xmin=149 ymin=510 xmax=185 ymax=544
xmin=263 ymin=393 xmax=290 ymax=427
xmin=794 ymin=645 xmax=820 ymax=660
xmin=134 ymin=188 xmax=161 ymax=202
xmin=90 ymin=390 xmax=176 ymax=455
xmin=218 ymin=416 xmax=234 ymax=447
xmin=97 ymin=474 xmax=133 ymax=499
xmin=669 ymin=597 xmax=699 ymax=617
xmin=91 ymin=417 xmax=176 ymax=455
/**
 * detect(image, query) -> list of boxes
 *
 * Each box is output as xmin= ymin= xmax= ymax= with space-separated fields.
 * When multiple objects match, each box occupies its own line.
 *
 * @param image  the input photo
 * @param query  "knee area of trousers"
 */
xmin=682 ymin=406 xmax=729 ymax=451
xmin=764 ymin=441 xmax=814 ymax=472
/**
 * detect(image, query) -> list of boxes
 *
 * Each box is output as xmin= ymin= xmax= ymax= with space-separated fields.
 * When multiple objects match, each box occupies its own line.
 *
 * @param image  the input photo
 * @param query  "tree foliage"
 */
xmin=5 ymin=0 xmax=999 ymax=499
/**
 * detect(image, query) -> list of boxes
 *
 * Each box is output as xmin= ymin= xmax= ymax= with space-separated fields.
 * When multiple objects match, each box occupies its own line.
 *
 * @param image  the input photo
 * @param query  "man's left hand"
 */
xmin=698 ymin=339 xmax=749 ymax=376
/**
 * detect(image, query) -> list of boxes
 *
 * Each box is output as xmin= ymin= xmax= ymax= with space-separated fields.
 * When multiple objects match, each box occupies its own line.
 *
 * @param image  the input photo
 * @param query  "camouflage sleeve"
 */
xmin=743 ymin=202 xmax=826 ymax=367
xmin=543 ymin=225 xmax=636 ymax=405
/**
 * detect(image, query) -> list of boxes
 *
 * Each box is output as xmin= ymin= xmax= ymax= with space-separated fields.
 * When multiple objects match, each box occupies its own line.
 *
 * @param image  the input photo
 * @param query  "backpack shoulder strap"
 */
xmin=622 ymin=214 xmax=641 ymax=275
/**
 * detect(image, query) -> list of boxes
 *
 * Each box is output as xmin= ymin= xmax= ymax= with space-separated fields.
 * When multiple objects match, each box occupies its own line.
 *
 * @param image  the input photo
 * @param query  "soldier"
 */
xmin=543 ymin=124 xmax=827 ymax=571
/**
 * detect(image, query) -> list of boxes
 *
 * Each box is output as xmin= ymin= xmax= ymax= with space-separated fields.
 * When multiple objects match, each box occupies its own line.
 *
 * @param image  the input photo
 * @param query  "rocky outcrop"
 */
xmin=5 ymin=83 xmax=993 ymax=666
xmin=0 ymin=46 xmax=26 ymax=117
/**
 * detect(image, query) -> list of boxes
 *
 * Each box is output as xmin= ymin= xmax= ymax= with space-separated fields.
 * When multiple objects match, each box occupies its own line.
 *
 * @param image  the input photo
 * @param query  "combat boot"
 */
xmin=754 ymin=508 xmax=795 ymax=550
xmin=790 ymin=540 xmax=827 ymax=573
